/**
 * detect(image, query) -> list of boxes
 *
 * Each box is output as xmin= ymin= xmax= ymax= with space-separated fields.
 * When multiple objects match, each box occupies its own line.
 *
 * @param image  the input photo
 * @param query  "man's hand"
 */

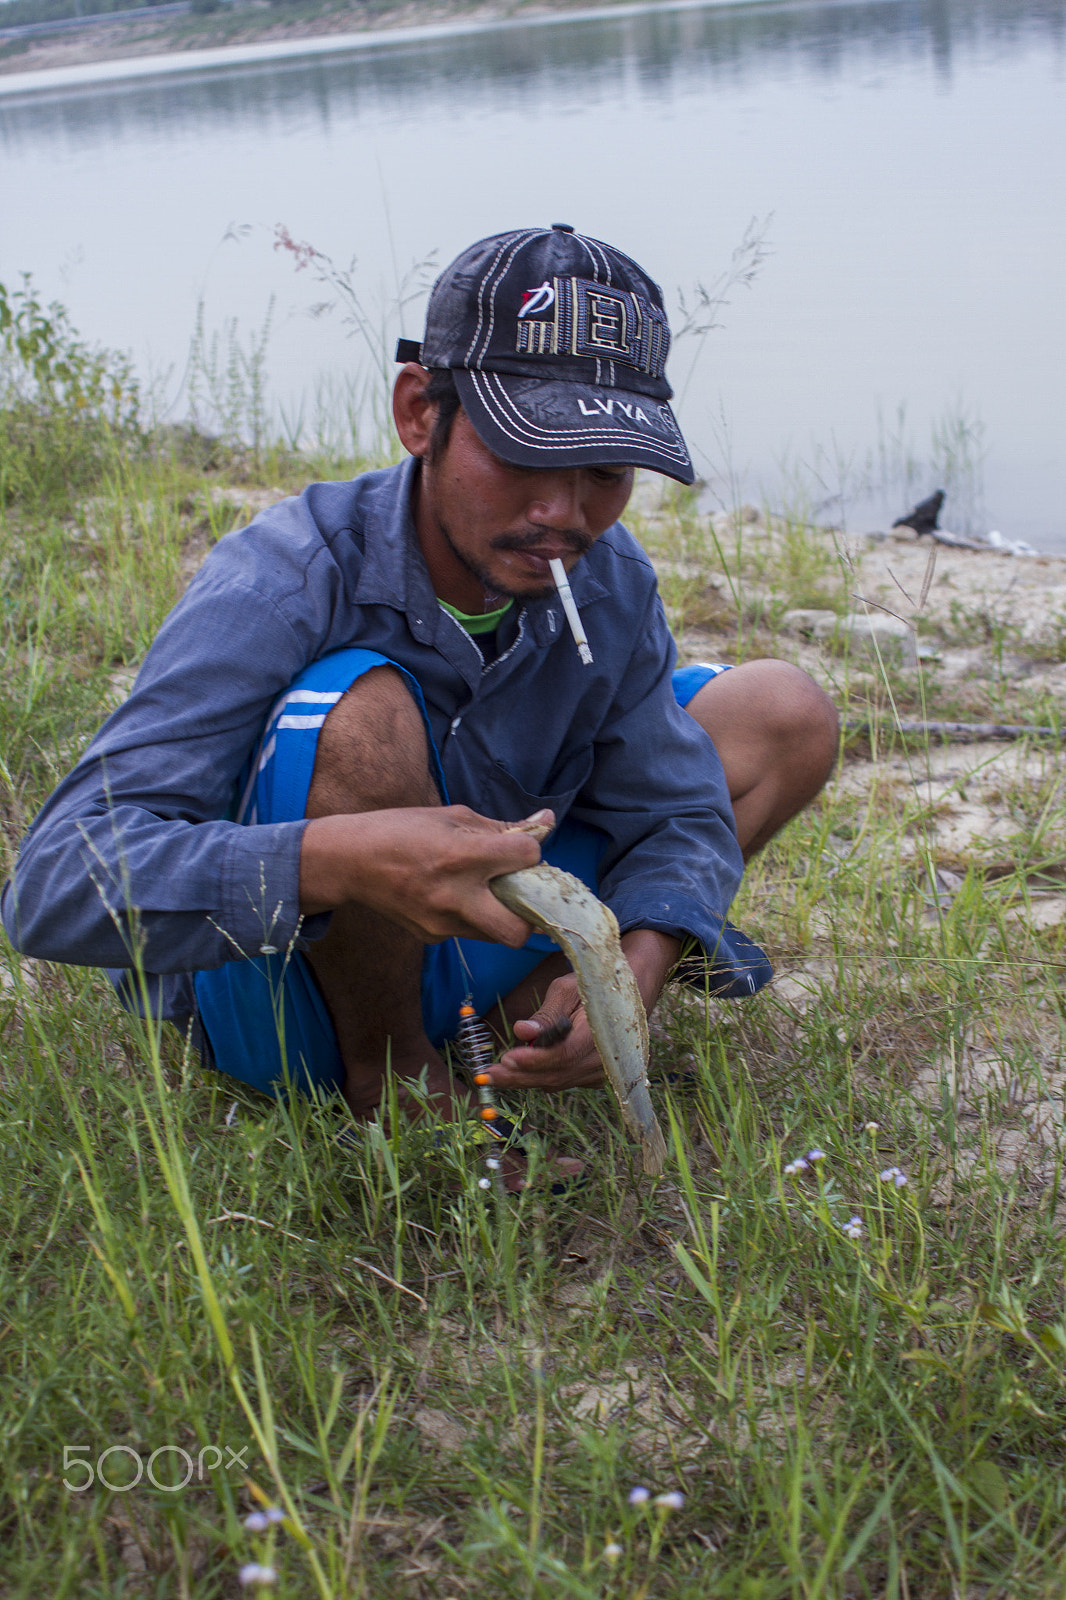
xmin=492 ymin=971 xmax=601 ymax=1089
xmin=489 ymin=928 xmax=683 ymax=1091
xmin=299 ymin=805 xmax=551 ymax=946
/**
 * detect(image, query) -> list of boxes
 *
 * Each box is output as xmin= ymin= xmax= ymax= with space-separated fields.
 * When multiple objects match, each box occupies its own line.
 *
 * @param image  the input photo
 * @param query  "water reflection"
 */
xmin=3 ymin=0 xmax=1064 ymax=542
xmin=2 ymin=0 xmax=1064 ymax=154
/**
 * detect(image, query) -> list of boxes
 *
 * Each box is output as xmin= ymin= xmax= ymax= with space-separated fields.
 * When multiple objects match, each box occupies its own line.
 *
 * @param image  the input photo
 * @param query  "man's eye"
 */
xmin=592 ymin=468 xmax=628 ymax=486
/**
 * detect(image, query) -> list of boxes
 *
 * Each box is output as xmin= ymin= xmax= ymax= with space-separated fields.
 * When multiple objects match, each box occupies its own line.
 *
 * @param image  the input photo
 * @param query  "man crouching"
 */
xmin=1 ymin=224 xmax=838 ymax=1189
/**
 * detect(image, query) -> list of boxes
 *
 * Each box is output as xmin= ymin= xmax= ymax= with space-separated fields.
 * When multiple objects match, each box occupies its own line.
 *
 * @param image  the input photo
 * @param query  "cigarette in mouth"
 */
xmin=548 ymin=557 xmax=593 ymax=666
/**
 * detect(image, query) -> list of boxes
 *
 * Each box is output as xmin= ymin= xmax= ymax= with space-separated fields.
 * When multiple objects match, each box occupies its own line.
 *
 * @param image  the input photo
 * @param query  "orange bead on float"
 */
xmin=479 ymin=1106 xmax=499 ymax=1122
xmin=473 ymin=1072 xmax=491 ymax=1086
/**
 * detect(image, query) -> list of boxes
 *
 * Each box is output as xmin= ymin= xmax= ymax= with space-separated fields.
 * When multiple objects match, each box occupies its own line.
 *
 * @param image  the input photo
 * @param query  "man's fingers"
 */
xmin=492 ymin=1008 xmax=604 ymax=1089
xmin=460 ymin=892 xmax=532 ymax=949
xmin=435 ymin=806 xmax=549 ymax=943
xmin=504 ymin=810 xmax=555 ymax=843
xmin=492 ymin=978 xmax=598 ymax=1086
xmin=514 ymin=978 xmax=580 ymax=1042
xmin=451 ymin=805 xmax=552 ymax=844
xmin=300 ymin=803 xmax=549 ymax=943
xmin=401 ymin=904 xmax=531 ymax=947
xmin=407 ymin=879 xmax=531 ymax=946
xmin=522 ymin=1015 xmax=573 ymax=1050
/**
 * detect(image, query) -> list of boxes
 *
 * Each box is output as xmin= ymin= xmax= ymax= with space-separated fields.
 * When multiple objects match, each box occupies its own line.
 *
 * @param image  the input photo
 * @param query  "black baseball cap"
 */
xmin=395 ymin=224 xmax=694 ymax=485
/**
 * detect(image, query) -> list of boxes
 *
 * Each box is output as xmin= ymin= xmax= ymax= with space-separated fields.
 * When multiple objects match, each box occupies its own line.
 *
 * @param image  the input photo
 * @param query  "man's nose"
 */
xmin=526 ymin=472 xmax=586 ymax=530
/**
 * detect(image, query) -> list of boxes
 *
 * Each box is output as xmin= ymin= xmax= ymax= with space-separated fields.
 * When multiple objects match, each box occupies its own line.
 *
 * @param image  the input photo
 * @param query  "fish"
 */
xmin=490 ymin=859 xmax=667 ymax=1176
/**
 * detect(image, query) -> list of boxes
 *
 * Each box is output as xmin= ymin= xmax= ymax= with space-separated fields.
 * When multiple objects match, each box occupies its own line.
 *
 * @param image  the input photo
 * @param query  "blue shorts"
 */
xmin=194 ymin=653 xmax=732 ymax=1098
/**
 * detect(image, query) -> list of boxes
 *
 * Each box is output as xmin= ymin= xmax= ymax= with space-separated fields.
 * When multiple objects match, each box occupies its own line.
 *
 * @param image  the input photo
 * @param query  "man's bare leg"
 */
xmin=304 ymin=667 xmax=459 ymax=1120
xmin=304 ymin=666 xmax=580 ymax=1183
xmin=684 ymin=660 xmax=838 ymax=856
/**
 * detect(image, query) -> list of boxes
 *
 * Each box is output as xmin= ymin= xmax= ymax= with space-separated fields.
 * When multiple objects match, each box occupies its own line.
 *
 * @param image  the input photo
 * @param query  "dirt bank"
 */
xmin=0 ymin=0 xmax=633 ymax=78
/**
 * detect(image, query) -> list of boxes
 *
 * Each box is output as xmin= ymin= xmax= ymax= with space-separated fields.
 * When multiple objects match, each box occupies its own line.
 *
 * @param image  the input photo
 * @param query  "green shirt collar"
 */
xmin=439 ymin=598 xmax=514 ymax=636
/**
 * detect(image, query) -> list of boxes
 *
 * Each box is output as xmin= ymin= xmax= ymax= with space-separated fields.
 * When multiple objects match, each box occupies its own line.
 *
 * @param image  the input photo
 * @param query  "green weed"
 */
xmin=0 ymin=275 xmax=141 ymax=509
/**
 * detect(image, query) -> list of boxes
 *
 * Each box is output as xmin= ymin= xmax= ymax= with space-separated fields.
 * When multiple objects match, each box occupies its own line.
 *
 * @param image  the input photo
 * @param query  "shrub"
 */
xmin=0 ymin=275 xmax=141 ymax=508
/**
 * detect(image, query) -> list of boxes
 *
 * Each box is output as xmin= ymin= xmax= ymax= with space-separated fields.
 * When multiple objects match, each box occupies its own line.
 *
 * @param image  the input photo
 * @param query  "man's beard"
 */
xmin=436 ymin=515 xmax=593 ymax=603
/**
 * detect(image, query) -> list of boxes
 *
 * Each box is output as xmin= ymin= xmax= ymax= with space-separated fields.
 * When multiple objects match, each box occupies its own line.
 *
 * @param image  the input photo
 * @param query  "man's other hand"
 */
xmin=492 ymin=972 xmax=604 ymax=1089
xmin=490 ymin=927 xmax=683 ymax=1092
xmin=299 ymin=805 xmax=551 ymax=946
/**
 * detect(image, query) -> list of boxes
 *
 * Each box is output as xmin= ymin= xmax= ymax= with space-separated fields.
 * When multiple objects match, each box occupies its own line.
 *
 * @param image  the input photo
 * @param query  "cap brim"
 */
xmin=454 ymin=369 xmax=695 ymax=486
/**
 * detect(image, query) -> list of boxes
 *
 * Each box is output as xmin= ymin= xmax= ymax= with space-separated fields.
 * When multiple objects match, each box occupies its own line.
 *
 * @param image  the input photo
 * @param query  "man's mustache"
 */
xmin=490 ymin=528 xmax=593 ymax=555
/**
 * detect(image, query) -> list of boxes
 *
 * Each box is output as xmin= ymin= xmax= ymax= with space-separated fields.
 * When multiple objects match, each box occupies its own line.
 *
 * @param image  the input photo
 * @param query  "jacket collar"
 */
xmin=352 ymin=457 xmax=439 ymax=647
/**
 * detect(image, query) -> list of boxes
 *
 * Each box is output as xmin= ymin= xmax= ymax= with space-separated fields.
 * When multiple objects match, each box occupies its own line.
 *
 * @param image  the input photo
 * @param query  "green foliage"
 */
xmin=186 ymin=294 xmax=274 ymax=462
xmin=272 ymin=222 xmax=437 ymax=458
xmin=0 ymin=275 xmax=141 ymax=508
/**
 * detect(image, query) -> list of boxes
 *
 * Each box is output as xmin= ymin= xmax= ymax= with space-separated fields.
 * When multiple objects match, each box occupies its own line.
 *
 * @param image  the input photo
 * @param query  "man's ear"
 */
xmin=392 ymin=364 xmax=435 ymax=458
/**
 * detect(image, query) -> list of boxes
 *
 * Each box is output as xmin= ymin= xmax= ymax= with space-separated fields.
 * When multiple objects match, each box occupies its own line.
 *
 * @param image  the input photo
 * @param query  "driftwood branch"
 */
xmin=845 ymin=719 xmax=1066 ymax=744
xmin=924 ymin=529 xmax=989 ymax=551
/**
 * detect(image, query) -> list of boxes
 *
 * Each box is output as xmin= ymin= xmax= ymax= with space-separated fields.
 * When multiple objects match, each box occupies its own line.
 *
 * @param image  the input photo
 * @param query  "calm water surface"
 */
xmin=1 ymin=0 xmax=1064 ymax=543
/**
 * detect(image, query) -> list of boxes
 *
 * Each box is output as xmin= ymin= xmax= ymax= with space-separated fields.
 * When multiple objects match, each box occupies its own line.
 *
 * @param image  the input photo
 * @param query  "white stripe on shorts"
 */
xmin=238 ymin=691 xmax=344 ymax=825
xmin=277 ymin=713 xmax=329 ymax=731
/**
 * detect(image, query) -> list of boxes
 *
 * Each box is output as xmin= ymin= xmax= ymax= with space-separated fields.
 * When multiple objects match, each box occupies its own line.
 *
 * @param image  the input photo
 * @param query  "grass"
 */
xmin=3 ymin=305 xmax=1066 ymax=1597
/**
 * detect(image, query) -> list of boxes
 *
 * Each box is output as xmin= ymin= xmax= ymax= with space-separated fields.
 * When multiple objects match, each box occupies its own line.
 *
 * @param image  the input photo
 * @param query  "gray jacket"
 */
xmin=1 ymin=457 xmax=767 ymax=1021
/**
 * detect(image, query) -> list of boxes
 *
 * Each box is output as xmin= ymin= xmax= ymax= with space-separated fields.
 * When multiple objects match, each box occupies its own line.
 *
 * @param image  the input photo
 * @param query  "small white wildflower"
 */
xmin=879 ymin=1166 xmax=907 ymax=1187
xmin=478 ymin=1176 xmax=492 ymax=1190
xmin=238 ymin=1564 xmax=278 ymax=1588
xmin=243 ymin=1511 xmax=269 ymax=1533
xmin=864 ymin=1121 xmax=880 ymax=1132
xmin=806 ymin=1148 xmax=826 ymax=1163
xmin=486 ymin=1157 xmax=501 ymax=1171
xmin=784 ymin=1158 xmax=809 ymax=1177
xmin=603 ymin=1542 xmax=624 ymax=1563
xmin=843 ymin=1215 xmax=863 ymax=1239
xmin=654 ymin=1491 xmax=685 ymax=1511
xmin=627 ymin=1486 xmax=650 ymax=1506
xmin=263 ymin=1508 xmax=286 ymax=1525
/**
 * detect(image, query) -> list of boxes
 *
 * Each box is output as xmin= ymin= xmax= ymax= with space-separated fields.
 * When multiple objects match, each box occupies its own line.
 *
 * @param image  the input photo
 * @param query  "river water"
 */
xmin=1 ymin=0 xmax=1064 ymax=544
